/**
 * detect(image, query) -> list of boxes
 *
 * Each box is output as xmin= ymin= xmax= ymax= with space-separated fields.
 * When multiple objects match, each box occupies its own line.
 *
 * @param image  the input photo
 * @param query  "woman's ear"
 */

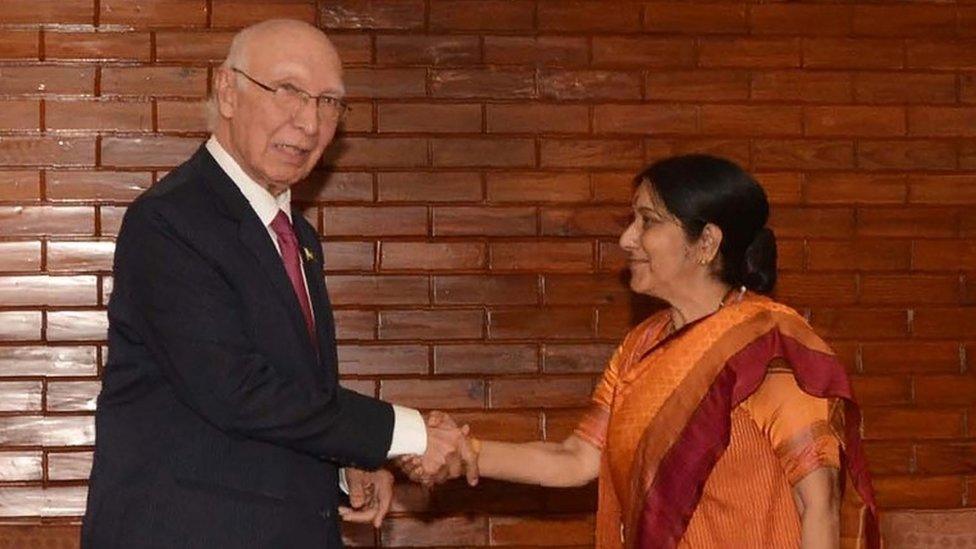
xmin=699 ymin=223 xmax=724 ymax=264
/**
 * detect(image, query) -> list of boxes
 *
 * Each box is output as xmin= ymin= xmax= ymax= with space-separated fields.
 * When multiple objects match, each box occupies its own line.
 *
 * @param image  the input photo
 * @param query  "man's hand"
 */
xmin=396 ymin=411 xmax=479 ymax=487
xmin=338 ymin=468 xmax=394 ymax=528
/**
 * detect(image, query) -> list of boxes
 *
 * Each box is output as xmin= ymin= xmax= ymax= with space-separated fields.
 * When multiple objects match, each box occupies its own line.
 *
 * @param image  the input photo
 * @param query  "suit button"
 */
xmin=319 ymin=508 xmax=332 ymax=520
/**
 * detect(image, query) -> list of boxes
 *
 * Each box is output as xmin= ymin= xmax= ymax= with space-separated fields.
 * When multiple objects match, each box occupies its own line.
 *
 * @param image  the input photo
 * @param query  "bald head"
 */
xmin=223 ymin=20 xmax=341 ymax=80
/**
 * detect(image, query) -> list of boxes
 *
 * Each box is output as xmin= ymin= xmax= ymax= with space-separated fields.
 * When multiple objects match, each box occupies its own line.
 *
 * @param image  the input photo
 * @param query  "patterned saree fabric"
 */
xmin=574 ymin=293 xmax=878 ymax=549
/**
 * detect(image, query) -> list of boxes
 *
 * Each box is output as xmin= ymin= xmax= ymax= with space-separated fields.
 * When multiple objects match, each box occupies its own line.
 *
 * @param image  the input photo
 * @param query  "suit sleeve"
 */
xmin=114 ymin=200 xmax=394 ymax=469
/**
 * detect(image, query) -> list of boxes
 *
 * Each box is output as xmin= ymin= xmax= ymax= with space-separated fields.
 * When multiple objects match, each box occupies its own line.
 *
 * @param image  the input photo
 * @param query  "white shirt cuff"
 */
xmin=338 ymin=467 xmax=348 ymax=495
xmin=387 ymin=405 xmax=427 ymax=457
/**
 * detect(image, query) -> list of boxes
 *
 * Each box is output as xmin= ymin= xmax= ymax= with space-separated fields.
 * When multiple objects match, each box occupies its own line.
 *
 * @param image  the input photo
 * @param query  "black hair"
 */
xmin=634 ymin=154 xmax=777 ymax=294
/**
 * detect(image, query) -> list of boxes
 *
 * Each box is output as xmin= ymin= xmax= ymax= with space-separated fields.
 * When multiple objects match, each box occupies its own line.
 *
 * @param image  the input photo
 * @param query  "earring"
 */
xmin=698 ymin=257 xmax=708 ymax=266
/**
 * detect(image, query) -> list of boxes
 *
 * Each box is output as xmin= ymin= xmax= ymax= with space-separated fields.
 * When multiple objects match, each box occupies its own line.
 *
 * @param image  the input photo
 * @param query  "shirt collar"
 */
xmin=206 ymin=136 xmax=291 ymax=226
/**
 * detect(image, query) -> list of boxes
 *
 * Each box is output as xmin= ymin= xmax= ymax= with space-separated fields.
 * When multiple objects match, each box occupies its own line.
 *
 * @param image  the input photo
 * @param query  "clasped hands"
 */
xmin=338 ymin=411 xmax=478 ymax=527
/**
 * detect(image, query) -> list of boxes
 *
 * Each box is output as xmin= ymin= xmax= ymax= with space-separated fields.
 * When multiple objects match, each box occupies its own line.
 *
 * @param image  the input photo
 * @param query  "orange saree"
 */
xmin=574 ymin=292 xmax=878 ymax=549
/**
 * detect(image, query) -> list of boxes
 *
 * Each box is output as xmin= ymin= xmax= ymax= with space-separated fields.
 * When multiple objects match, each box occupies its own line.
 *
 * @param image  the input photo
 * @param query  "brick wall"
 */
xmin=0 ymin=0 xmax=974 ymax=546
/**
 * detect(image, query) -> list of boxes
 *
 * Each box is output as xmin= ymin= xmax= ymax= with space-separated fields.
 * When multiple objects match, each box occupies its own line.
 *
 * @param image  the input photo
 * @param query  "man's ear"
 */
xmin=214 ymin=68 xmax=237 ymax=119
xmin=700 ymin=223 xmax=724 ymax=263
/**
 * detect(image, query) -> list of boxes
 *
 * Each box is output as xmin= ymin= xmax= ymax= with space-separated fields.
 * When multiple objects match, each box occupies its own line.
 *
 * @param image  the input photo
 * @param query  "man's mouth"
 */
xmin=274 ymin=143 xmax=311 ymax=157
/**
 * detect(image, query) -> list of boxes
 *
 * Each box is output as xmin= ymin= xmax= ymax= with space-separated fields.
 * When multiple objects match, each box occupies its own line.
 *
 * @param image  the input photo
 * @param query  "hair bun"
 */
xmin=742 ymin=227 xmax=777 ymax=294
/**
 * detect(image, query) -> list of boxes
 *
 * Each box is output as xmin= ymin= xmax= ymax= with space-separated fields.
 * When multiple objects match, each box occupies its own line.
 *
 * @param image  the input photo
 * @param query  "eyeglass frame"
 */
xmin=230 ymin=67 xmax=349 ymax=122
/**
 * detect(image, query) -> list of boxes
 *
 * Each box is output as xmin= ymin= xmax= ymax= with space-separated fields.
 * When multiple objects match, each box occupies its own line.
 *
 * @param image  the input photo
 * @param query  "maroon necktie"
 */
xmin=270 ymin=210 xmax=317 ymax=348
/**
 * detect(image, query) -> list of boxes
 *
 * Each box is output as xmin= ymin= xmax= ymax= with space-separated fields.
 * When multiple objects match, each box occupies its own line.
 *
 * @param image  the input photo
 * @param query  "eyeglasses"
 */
xmin=231 ymin=67 xmax=349 ymax=123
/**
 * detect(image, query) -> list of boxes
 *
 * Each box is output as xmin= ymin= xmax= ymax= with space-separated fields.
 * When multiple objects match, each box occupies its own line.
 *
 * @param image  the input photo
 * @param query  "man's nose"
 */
xmin=292 ymin=99 xmax=320 ymax=134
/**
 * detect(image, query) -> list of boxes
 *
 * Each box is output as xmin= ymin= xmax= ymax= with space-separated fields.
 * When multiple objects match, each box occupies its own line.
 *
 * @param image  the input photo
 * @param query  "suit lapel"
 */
xmin=193 ymin=147 xmax=319 ymax=364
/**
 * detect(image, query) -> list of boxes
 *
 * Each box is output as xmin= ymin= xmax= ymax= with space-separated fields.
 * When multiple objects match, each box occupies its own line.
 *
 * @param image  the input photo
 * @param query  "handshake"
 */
xmin=399 ymin=410 xmax=480 ymax=487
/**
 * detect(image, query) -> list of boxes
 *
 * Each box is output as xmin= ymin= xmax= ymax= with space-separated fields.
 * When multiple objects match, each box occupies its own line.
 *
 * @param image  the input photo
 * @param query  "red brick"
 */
xmin=338 ymin=102 xmax=373 ymax=133
xmin=592 ymin=172 xmax=635 ymax=203
xmin=913 ymin=241 xmax=976 ymax=271
xmin=809 ymin=308 xmax=908 ymax=339
xmin=381 ymin=241 xmax=486 ymax=270
xmin=963 ymin=141 xmax=976 ymax=170
xmin=596 ymin=303 xmax=634 ymax=339
xmin=326 ymin=275 xmax=428 ymax=306
xmin=49 ymin=171 xmax=152 ymax=202
xmin=321 ymin=241 xmax=374 ymax=272
xmin=326 ymin=138 xmax=426 ymax=170
xmin=333 ymin=310 xmax=376 ymax=340
xmin=909 ymin=175 xmax=976 ymax=204
xmin=961 ymin=8 xmax=976 ymax=38
xmin=857 ymin=208 xmax=957 ymax=238
xmin=700 ymin=105 xmax=801 ymax=136
xmin=807 ymin=240 xmax=910 ymax=271
xmin=872 ymin=476 xmax=963 ymax=509
xmin=101 ymin=136 xmax=201 ymax=168
xmin=777 ymin=239 xmax=805 ymax=271
xmin=699 ymin=38 xmax=800 ymax=68
xmin=853 ymin=5 xmax=956 ymax=38
xmin=0 ymin=450 xmax=43 ymax=481
xmin=0 ymin=170 xmax=39 ymax=202
xmin=325 ymin=206 xmax=426 ymax=237
xmin=751 ymin=5 xmax=850 ymax=36
xmin=915 ymin=375 xmax=976 ymax=406
xmin=487 ymin=104 xmax=588 ymax=134
xmin=850 ymin=375 xmax=911 ymax=406
xmin=154 ymin=31 xmax=235 ymax=62
xmin=915 ymin=443 xmax=976 ymax=475
xmin=863 ymin=408 xmax=964 ymax=440
xmin=0 ymin=381 xmax=42 ymax=412
xmin=157 ymin=100 xmax=208 ymax=132
xmin=322 ymin=34 xmax=371 ymax=65
xmin=543 ymin=274 xmax=630 ymax=306
xmin=46 ymin=100 xmax=152 ymax=132
xmin=0 ymin=312 xmax=42 ymax=341
xmin=47 ymin=451 xmax=93 ymax=481
xmin=484 ymin=36 xmax=588 ymax=67
xmin=337 ymin=344 xmax=428 ymax=375
xmin=0 ymin=346 xmax=95 ymax=376
xmin=0 ymin=30 xmax=38 ymax=59
xmin=750 ymin=70 xmax=853 ymax=103
xmin=915 ymin=308 xmax=976 ymax=338
xmin=0 ymin=242 xmax=41 ymax=272
xmin=591 ymin=37 xmax=696 ymax=68
xmin=489 ymin=308 xmax=593 ymax=341
xmin=294 ymin=171 xmax=373 ymax=202
xmin=433 ymin=206 xmax=536 ymax=236
xmin=543 ymin=409 xmax=590 ymax=442
xmin=430 ymin=68 xmax=535 ymax=98
xmin=538 ymin=1 xmax=642 ymax=32
xmin=541 ymin=139 xmax=643 ymax=169
xmin=487 ymin=173 xmax=590 ymax=203
xmin=430 ymin=0 xmax=534 ymax=31
xmin=804 ymin=39 xmax=905 ymax=70
xmin=342 ymin=68 xmax=427 ymax=99
xmin=857 ymin=140 xmax=957 ymax=171
xmin=860 ymin=274 xmax=959 ymax=305
xmin=645 ymin=70 xmax=749 ymax=101
xmin=0 ymin=66 xmax=94 ymax=95
xmin=99 ymin=206 xmax=127 ymax=235
xmin=434 ymin=275 xmax=538 ymax=305
xmin=434 ymin=344 xmax=537 ymax=374
xmin=908 ymin=107 xmax=976 ymax=137
xmin=863 ymin=342 xmax=961 ymax=375
xmin=753 ymin=139 xmax=855 ymax=170
xmin=378 ymin=172 xmax=481 ymax=202
xmin=541 ymin=207 xmax=625 ymax=237
xmin=593 ymin=104 xmax=697 ymax=135
xmin=854 ymin=72 xmax=957 ymax=104
xmin=211 ymin=1 xmax=317 ymax=28
xmin=0 ymin=275 xmax=97 ymax=306
xmin=963 ymin=73 xmax=976 ymax=104
xmin=0 ymin=0 xmax=93 ymax=24
xmin=101 ymin=0 xmax=206 ymax=27
xmin=381 ymin=516 xmax=487 ymax=546
xmin=654 ymin=138 xmax=752 ymax=167
xmin=47 ymin=310 xmax=108 ymax=341
xmin=379 ymin=309 xmax=483 ymax=340
xmin=45 ymin=32 xmax=150 ymax=61
xmin=751 ymin=172 xmax=800 ymax=205
xmin=539 ymin=70 xmax=641 ymax=101
xmin=319 ymin=0 xmax=425 ymax=30
xmin=47 ymin=380 xmax=99 ymax=411
xmin=491 ymin=242 xmax=593 ymax=272
xmin=380 ymin=378 xmax=485 ymax=409
xmin=432 ymin=138 xmax=535 ymax=168
xmin=805 ymin=106 xmax=905 ymax=137
xmin=0 ymin=100 xmax=39 ymax=131
xmin=40 ymin=241 xmax=110 ymax=273
xmin=0 ymin=485 xmax=88 ymax=516
xmin=644 ymin=2 xmax=746 ymax=33
xmin=803 ymin=173 xmax=907 ymax=204
xmin=375 ymin=35 xmax=480 ymax=66
xmin=907 ymin=40 xmax=976 ymax=70
xmin=378 ymin=103 xmax=481 ymax=134
xmin=0 ymin=206 xmax=94 ymax=236
xmin=0 ymin=136 xmax=95 ymax=167
xmin=543 ymin=343 xmax=615 ymax=374
xmin=101 ymin=67 xmax=206 ymax=98
xmin=775 ymin=273 xmax=857 ymax=306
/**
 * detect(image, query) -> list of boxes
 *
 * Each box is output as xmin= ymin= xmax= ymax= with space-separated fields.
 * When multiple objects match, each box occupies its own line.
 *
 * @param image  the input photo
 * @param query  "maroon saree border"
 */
xmin=634 ymin=328 xmax=879 ymax=549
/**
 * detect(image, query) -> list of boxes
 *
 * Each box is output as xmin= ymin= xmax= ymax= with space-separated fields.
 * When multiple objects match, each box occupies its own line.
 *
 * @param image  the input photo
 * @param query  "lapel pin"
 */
xmin=302 ymin=246 xmax=315 ymax=263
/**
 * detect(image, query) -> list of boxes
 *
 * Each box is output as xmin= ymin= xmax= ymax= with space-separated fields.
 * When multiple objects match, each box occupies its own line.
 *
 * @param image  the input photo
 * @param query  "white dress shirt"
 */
xmin=205 ymin=137 xmax=428 ymax=463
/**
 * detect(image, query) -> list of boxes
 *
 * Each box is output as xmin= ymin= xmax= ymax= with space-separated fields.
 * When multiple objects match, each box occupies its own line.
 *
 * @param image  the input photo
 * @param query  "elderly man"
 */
xmin=82 ymin=19 xmax=464 ymax=548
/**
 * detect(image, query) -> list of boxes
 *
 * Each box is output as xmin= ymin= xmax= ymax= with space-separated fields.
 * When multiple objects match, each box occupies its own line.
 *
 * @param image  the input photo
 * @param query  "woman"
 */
xmin=404 ymin=155 xmax=878 ymax=549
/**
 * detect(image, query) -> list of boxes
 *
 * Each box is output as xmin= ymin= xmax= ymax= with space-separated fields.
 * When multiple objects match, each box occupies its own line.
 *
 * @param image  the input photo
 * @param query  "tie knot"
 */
xmin=270 ymin=210 xmax=295 ymax=240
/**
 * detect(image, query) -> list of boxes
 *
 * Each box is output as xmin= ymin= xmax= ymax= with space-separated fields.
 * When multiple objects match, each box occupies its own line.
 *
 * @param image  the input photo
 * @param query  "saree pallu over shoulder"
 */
xmin=613 ymin=295 xmax=878 ymax=549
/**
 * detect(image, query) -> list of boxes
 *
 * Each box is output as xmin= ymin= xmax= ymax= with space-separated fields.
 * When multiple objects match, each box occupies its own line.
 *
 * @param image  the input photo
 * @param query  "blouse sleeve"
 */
xmin=572 ymin=344 xmax=624 ymax=450
xmin=742 ymin=358 xmax=842 ymax=485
